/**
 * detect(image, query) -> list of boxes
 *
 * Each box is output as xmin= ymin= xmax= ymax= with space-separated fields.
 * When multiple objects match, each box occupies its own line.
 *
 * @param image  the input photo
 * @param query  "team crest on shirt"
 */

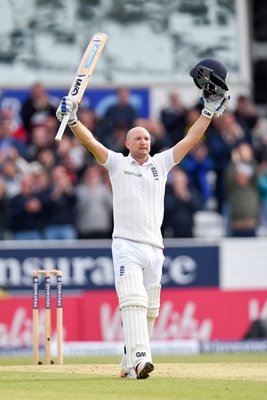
xmin=151 ymin=166 xmax=159 ymax=180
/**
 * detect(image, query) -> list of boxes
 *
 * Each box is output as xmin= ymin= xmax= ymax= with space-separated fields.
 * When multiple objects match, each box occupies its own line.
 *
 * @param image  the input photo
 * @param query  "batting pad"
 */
xmin=146 ymin=284 xmax=161 ymax=338
xmin=117 ymin=272 xmax=151 ymax=371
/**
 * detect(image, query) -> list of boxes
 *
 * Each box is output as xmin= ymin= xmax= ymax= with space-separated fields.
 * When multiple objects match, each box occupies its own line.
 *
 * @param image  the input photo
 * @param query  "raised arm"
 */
xmin=71 ymin=121 xmax=108 ymax=164
xmin=173 ymin=114 xmax=210 ymax=164
xmin=173 ymin=92 xmax=229 ymax=164
xmin=56 ymin=97 xmax=108 ymax=164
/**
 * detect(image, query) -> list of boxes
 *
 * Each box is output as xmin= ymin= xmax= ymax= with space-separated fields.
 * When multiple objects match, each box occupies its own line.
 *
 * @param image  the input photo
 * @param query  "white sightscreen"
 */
xmin=0 ymin=0 xmax=249 ymax=87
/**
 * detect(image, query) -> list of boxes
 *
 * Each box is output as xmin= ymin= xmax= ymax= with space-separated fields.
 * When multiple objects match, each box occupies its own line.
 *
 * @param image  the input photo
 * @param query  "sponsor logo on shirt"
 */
xmin=124 ymin=170 xmax=142 ymax=177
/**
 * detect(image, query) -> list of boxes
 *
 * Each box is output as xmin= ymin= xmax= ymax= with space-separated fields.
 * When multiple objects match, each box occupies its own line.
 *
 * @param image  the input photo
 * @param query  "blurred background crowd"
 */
xmin=1 ymin=83 xmax=267 ymax=241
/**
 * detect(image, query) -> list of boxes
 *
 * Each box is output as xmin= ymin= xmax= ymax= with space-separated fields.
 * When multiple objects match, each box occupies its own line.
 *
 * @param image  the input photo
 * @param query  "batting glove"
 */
xmin=201 ymin=91 xmax=230 ymax=119
xmin=56 ymin=96 xmax=79 ymax=127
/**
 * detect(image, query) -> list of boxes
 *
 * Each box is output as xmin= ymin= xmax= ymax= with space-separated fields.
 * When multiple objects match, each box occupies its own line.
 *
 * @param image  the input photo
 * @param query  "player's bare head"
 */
xmin=126 ymin=127 xmax=151 ymax=142
xmin=125 ymin=127 xmax=151 ymax=161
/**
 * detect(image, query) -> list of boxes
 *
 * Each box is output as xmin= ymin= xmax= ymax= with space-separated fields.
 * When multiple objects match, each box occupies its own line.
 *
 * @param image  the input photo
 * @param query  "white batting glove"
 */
xmin=56 ymin=96 xmax=79 ymax=127
xmin=201 ymin=91 xmax=230 ymax=119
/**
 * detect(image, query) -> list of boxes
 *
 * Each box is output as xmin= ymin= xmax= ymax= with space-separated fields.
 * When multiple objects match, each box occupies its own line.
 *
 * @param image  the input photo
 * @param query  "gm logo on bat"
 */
xmin=71 ymin=77 xmax=83 ymax=96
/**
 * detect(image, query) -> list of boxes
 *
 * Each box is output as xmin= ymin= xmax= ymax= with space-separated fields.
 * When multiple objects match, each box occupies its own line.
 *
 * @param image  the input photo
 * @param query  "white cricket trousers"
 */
xmin=111 ymin=238 xmax=165 ymax=289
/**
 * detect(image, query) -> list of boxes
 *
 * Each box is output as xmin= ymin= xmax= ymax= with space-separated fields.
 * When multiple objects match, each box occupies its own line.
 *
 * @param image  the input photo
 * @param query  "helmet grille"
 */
xmin=190 ymin=65 xmax=227 ymax=100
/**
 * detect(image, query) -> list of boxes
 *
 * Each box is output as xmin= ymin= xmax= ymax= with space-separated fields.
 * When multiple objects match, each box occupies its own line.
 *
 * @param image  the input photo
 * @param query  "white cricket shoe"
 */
xmin=120 ymin=368 xmax=137 ymax=379
xmin=135 ymin=361 xmax=154 ymax=379
xmin=120 ymin=348 xmax=137 ymax=378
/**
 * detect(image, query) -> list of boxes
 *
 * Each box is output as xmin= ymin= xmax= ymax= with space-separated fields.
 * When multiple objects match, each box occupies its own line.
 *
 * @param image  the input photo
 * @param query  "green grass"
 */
xmin=1 ymin=352 xmax=267 ymax=365
xmin=0 ymin=354 xmax=267 ymax=400
xmin=1 ymin=373 xmax=267 ymax=400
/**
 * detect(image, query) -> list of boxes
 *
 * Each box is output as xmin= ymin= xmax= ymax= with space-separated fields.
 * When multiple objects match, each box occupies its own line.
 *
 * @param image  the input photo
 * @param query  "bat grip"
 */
xmin=55 ymin=114 xmax=70 ymax=142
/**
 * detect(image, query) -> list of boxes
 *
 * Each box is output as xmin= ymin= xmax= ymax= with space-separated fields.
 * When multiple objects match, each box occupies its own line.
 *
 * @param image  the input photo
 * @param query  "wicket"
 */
xmin=33 ymin=269 xmax=63 ymax=365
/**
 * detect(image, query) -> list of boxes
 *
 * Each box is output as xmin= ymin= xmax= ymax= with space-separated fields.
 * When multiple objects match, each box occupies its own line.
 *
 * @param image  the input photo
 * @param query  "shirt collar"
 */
xmin=128 ymin=153 xmax=153 ymax=166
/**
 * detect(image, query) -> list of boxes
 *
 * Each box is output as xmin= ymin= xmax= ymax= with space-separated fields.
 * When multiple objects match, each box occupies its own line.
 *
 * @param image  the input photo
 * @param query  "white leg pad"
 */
xmin=146 ymin=284 xmax=161 ymax=338
xmin=117 ymin=272 xmax=151 ymax=371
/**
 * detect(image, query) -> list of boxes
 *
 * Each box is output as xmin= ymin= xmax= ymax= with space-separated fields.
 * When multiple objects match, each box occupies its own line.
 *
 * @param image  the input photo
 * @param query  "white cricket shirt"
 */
xmin=103 ymin=148 xmax=175 ymax=248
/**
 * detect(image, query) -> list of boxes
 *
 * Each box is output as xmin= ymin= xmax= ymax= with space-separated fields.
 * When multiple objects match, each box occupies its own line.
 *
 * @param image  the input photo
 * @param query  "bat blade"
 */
xmin=55 ymin=32 xmax=108 ymax=142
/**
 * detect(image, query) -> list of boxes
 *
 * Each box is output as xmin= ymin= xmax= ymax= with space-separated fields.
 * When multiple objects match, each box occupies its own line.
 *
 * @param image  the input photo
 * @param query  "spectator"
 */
xmin=162 ymin=167 xmax=203 ymax=238
xmin=1 ymin=158 xmax=22 ymax=199
xmin=26 ymin=124 xmax=56 ymax=162
xmin=102 ymin=87 xmax=137 ymax=137
xmin=0 ymin=178 xmax=9 ymax=239
xmin=20 ymin=82 xmax=56 ymax=139
xmin=31 ymin=163 xmax=50 ymax=193
xmin=205 ymin=112 xmax=245 ymax=213
xmin=251 ymin=117 xmax=267 ymax=163
xmin=224 ymin=143 xmax=260 ymax=237
xmin=181 ymin=141 xmax=214 ymax=208
xmin=160 ymin=92 xmax=188 ymax=145
xmin=234 ymin=95 xmax=259 ymax=141
xmin=0 ymin=117 xmax=27 ymax=158
xmin=78 ymin=107 xmax=98 ymax=131
xmin=43 ymin=114 xmax=59 ymax=138
xmin=1 ymin=107 xmax=27 ymax=144
xmin=258 ymin=157 xmax=267 ymax=229
xmin=75 ymin=164 xmax=113 ymax=239
xmin=185 ymin=107 xmax=202 ymax=130
xmin=103 ymin=125 xmax=129 ymax=155
xmin=56 ymin=136 xmax=87 ymax=180
xmin=41 ymin=165 xmax=77 ymax=240
xmin=78 ymin=107 xmax=103 ymax=141
xmin=9 ymin=174 xmax=43 ymax=240
xmin=37 ymin=148 xmax=57 ymax=172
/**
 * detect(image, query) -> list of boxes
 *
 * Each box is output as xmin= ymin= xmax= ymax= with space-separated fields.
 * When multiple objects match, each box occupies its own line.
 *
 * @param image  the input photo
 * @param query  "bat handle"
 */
xmin=55 ymin=114 xmax=69 ymax=142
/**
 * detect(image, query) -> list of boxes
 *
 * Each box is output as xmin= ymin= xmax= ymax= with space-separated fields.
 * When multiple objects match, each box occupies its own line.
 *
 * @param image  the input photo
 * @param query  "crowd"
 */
xmin=0 ymin=83 xmax=267 ymax=240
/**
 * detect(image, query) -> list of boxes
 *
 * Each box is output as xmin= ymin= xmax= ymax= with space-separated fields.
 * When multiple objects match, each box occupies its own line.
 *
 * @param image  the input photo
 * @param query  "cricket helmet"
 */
xmin=190 ymin=58 xmax=228 ymax=100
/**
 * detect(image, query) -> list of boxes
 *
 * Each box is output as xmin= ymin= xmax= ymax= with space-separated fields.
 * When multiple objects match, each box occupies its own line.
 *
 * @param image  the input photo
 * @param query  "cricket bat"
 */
xmin=55 ymin=32 xmax=108 ymax=142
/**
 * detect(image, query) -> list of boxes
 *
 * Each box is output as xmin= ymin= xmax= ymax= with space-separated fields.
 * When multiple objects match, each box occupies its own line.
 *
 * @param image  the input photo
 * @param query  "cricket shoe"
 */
xmin=120 ymin=368 xmax=136 ymax=379
xmin=135 ymin=361 xmax=154 ymax=379
xmin=120 ymin=348 xmax=136 ymax=378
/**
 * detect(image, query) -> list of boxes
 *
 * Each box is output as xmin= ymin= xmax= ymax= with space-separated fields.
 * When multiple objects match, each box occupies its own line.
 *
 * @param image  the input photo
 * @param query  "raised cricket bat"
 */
xmin=55 ymin=32 xmax=108 ymax=142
